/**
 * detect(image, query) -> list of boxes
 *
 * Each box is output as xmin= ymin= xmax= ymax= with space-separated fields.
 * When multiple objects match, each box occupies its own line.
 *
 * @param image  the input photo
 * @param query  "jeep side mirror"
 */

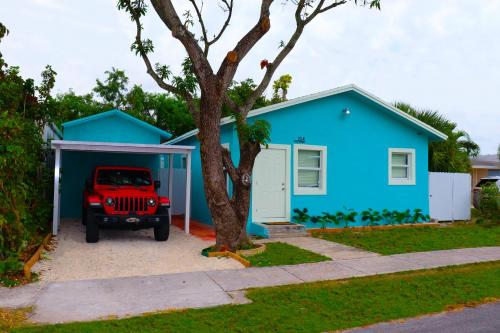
xmin=154 ymin=180 xmax=161 ymax=189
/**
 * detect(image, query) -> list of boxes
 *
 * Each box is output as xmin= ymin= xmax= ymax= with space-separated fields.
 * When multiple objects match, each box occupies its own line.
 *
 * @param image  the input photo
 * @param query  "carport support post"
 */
xmin=168 ymin=154 xmax=174 ymax=224
xmin=52 ymin=147 xmax=61 ymax=235
xmin=184 ymin=151 xmax=192 ymax=234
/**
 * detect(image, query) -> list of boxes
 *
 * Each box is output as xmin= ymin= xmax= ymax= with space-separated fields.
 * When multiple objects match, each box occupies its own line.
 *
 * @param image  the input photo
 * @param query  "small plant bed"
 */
xmin=242 ymin=242 xmax=330 ymax=267
xmin=0 ymin=234 xmax=51 ymax=288
xmin=14 ymin=261 xmax=500 ymax=333
xmin=313 ymin=224 xmax=500 ymax=255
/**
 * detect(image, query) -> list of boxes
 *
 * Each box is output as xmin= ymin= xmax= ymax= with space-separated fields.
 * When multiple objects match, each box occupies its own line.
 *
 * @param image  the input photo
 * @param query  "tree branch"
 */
xmin=121 ymin=0 xmax=200 ymax=126
xmin=216 ymin=0 xmax=274 ymax=91
xmin=151 ymin=0 xmax=214 ymax=91
xmin=221 ymin=145 xmax=238 ymax=183
xmin=189 ymin=0 xmax=234 ymax=57
xmin=239 ymin=0 xmax=346 ymax=115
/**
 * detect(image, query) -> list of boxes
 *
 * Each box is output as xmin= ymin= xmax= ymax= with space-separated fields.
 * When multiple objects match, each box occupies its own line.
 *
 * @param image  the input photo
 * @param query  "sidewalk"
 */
xmin=1 ymin=246 xmax=498 ymax=324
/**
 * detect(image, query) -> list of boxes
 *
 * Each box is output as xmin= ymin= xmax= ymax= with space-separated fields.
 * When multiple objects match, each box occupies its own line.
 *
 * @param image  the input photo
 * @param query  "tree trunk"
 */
xmin=197 ymin=95 xmax=257 ymax=251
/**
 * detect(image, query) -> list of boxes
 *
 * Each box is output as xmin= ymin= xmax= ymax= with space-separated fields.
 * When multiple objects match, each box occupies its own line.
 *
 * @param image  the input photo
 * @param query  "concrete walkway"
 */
xmin=1 ymin=246 xmax=499 ymax=324
xmin=259 ymin=236 xmax=380 ymax=260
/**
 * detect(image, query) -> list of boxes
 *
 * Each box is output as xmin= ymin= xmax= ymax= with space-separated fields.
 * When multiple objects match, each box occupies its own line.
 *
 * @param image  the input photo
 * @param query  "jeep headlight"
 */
xmin=147 ymin=198 xmax=156 ymax=207
xmin=105 ymin=197 xmax=114 ymax=206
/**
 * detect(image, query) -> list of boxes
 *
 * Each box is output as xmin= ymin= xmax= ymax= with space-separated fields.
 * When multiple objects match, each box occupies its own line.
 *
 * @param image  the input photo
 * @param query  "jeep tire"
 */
xmin=154 ymin=222 xmax=169 ymax=241
xmin=154 ymin=208 xmax=170 ymax=241
xmin=85 ymin=208 xmax=99 ymax=243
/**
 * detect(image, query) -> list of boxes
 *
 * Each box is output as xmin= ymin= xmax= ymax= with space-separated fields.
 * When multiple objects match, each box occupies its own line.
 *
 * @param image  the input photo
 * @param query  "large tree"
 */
xmin=118 ymin=0 xmax=381 ymax=250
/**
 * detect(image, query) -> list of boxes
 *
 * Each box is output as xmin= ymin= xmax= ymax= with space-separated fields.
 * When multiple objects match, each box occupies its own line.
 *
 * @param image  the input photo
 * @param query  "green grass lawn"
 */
xmin=313 ymin=224 xmax=500 ymax=255
xmin=243 ymin=242 xmax=330 ymax=267
xmin=13 ymin=261 xmax=500 ymax=333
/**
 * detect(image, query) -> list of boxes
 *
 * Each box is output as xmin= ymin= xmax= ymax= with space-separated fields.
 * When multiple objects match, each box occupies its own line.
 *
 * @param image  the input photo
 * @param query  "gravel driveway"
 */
xmin=33 ymin=219 xmax=243 ymax=282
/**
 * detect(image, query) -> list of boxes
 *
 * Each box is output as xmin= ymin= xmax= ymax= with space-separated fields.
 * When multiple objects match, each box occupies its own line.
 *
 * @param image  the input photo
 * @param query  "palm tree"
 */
xmin=395 ymin=102 xmax=479 ymax=173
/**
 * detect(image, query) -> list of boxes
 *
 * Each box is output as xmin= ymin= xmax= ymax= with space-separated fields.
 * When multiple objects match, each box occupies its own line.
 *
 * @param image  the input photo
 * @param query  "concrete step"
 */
xmin=261 ymin=223 xmax=308 ymax=239
xmin=267 ymin=232 xmax=309 ymax=239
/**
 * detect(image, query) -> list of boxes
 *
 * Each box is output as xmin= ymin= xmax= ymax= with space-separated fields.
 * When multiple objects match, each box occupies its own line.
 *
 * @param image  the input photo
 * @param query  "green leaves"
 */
xmin=395 ymin=101 xmax=479 ymax=173
xmin=131 ymin=38 xmax=154 ymax=56
xmin=292 ymin=208 xmax=310 ymax=223
xmin=93 ymin=67 xmax=129 ymax=108
xmin=117 ymin=0 xmax=148 ymax=20
xmin=172 ymin=57 xmax=198 ymax=96
xmin=154 ymin=63 xmax=172 ymax=80
xmin=477 ymin=184 xmax=500 ymax=226
xmin=291 ymin=207 xmax=429 ymax=229
xmin=235 ymin=116 xmax=271 ymax=146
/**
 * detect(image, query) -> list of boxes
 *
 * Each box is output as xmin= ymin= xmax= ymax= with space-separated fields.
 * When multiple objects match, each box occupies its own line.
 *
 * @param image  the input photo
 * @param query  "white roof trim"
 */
xmin=51 ymin=140 xmax=194 ymax=154
xmin=166 ymin=84 xmax=448 ymax=144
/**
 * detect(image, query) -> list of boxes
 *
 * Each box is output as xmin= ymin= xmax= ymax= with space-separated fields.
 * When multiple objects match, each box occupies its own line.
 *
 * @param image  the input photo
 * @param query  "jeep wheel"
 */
xmin=154 ymin=222 xmax=169 ymax=241
xmin=85 ymin=208 xmax=99 ymax=243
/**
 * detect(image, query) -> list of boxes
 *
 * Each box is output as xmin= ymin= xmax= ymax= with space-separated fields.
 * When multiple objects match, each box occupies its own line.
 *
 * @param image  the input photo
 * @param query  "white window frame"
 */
xmin=388 ymin=148 xmax=416 ymax=185
xmin=293 ymin=144 xmax=327 ymax=195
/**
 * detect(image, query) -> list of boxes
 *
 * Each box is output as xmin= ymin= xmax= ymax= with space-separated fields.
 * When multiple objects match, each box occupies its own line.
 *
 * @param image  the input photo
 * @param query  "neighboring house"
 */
xmin=169 ymin=84 xmax=447 ymax=235
xmin=470 ymin=154 xmax=500 ymax=187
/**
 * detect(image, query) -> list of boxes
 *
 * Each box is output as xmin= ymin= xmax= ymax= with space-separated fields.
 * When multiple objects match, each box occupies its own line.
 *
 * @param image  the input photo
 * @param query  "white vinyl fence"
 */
xmin=429 ymin=172 xmax=471 ymax=221
xmin=158 ymin=168 xmax=187 ymax=215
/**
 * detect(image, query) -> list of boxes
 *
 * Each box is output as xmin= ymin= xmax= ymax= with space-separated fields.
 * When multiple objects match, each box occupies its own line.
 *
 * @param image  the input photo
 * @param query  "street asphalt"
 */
xmin=343 ymin=301 xmax=500 ymax=333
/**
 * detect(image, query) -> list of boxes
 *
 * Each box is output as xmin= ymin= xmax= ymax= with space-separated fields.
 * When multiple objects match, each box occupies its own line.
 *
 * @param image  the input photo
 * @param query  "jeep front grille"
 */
xmin=114 ymin=197 xmax=149 ymax=212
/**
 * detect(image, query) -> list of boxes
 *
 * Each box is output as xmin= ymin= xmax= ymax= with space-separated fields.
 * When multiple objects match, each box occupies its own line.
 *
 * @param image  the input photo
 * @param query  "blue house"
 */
xmin=169 ymin=84 xmax=447 ymax=236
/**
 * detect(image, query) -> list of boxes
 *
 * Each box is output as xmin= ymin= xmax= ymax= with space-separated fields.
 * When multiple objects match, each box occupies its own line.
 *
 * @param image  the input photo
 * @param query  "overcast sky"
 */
xmin=2 ymin=0 xmax=499 ymax=153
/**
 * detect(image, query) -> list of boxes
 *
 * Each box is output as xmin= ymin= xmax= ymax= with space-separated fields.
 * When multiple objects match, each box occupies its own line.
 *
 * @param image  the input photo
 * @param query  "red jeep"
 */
xmin=82 ymin=166 xmax=170 ymax=243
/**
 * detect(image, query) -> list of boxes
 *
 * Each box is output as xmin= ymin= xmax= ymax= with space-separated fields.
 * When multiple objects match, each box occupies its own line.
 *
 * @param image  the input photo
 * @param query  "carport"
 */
xmin=51 ymin=140 xmax=195 ymax=236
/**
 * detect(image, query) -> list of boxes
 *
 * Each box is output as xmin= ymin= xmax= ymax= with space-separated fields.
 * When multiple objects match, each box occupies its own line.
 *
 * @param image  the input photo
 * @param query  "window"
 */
xmin=96 ymin=169 xmax=152 ymax=186
xmin=388 ymin=148 xmax=416 ymax=185
xmin=294 ymin=144 xmax=327 ymax=195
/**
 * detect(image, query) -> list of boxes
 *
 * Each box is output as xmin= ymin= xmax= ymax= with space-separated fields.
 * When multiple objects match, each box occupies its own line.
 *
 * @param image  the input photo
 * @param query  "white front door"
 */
xmin=252 ymin=145 xmax=290 ymax=222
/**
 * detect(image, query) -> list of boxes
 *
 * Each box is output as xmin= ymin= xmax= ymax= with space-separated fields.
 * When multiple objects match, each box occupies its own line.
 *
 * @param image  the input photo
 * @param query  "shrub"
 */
xmin=361 ymin=208 xmax=382 ymax=226
xmin=477 ymin=183 xmax=500 ymax=226
xmin=292 ymin=208 xmax=310 ymax=224
xmin=0 ymin=34 xmax=54 ymax=275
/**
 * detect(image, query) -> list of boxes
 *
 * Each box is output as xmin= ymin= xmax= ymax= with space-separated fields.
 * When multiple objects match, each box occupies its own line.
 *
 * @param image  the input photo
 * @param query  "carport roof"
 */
xmin=51 ymin=140 xmax=194 ymax=154
xmin=62 ymin=109 xmax=172 ymax=140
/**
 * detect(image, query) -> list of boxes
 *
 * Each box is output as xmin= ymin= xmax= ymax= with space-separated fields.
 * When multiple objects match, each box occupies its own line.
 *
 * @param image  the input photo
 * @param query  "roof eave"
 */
xmin=63 ymin=109 xmax=172 ymax=139
xmin=167 ymin=84 xmax=448 ymax=144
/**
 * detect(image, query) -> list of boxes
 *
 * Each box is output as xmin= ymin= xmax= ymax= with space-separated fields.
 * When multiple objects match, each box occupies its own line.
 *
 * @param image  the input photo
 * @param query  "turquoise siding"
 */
xmin=64 ymin=113 xmax=160 ymax=144
xmin=176 ymin=90 xmax=433 ymax=236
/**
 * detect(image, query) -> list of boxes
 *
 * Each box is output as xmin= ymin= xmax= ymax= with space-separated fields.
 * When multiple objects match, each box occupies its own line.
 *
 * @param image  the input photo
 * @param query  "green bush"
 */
xmin=477 ymin=183 xmax=500 ymax=226
xmin=0 ymin=27 xmax=53 ymax=274
xmin=292 ymin=207 xmax=429 ymax=228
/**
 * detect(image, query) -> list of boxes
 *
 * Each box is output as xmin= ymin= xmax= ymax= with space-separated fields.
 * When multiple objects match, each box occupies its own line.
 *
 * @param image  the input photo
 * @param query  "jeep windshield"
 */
xmin=96 ymin=169 xmax=152 ymax=186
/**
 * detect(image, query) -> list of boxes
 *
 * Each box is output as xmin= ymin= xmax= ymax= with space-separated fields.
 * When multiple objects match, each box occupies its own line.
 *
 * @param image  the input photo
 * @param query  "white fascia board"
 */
xmin=51 ymin=140 xmax=195 ymax=154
